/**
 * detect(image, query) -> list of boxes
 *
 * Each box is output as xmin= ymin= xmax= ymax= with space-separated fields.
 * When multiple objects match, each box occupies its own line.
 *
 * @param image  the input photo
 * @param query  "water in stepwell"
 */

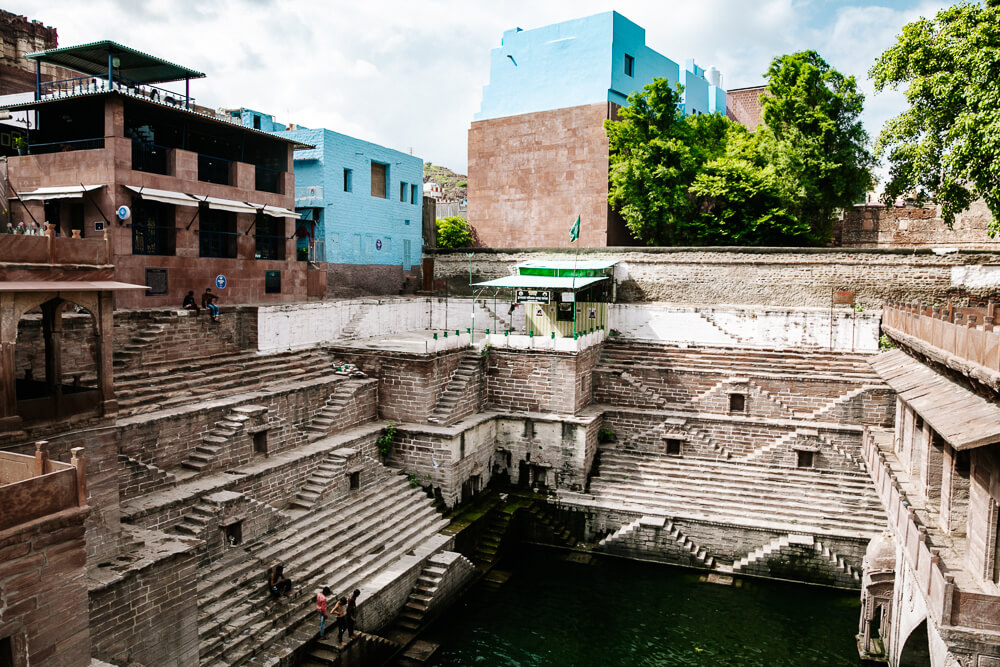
xmin=426 ymin=548 xmax=861 ymax=667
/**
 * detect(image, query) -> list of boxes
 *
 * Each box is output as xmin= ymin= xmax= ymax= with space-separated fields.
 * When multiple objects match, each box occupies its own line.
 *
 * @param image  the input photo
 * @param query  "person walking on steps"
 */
xmin=316 ymin=586 xmax=331 ymax=638
xmin=202 ymin=287 xmax=220 ymax=321
xmin=332 ymin=595 xmax=348 ymax=647
xmin=346 ymin=589 xmax=360 ymax=639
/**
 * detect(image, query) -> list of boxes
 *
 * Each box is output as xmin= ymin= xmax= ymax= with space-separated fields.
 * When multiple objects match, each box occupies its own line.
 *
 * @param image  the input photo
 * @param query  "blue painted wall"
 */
xmin=237 ymin=110 xmax=423 ymax=269
xmin=475 ymin=11 xmax=723 ymax=121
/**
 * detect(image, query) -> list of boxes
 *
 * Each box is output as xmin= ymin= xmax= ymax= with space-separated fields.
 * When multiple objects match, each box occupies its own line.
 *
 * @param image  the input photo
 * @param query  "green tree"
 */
xmin=436 ymin=216 xmax=473 ymax=248
xmin=606 ymin=78 xmax=729 ymax=245
xmin=760 ymin=50 xmax=874 ymax=243
xmin=870 ymin=1 xmax=1000 ymax=232
xmin=606 ymin=51 xmax=872 ymax=246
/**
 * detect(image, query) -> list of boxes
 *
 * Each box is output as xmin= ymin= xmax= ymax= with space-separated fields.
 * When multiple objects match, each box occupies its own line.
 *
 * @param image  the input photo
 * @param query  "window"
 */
xmin=264 ymin=270 xmax=281 ymax=294
xmin=557 ymin=302 xmax=575 ymax=322
xmin=352 ymin=233 xmax=362 ymax=257
xmin=255 ymin=214 xmax=286 ymax=260
xmin=665 ymin=439 xmax=682 ymax=455
xmin=404 ymin=219 xmax=410 ymax=226
xmin=411 ymin=183 xmax=418 ymax=204
xmin=132 ymin=200 xmax=175 ymax=256
xmin=224 ymin=520 xmax=243 ymax=546
xmin=344 ymin=168 xmax=352 ymax=192
xmin=253 ymin=431 xmax=268 ymax=455
xmin=371 ymin=161 xmax=387 ymax=198
xmin=729 ymin=393 xmax=746 ymax=413
xmin=400 ymin=181 xmax=407 ymax=202
xmin=402 ymin=238 xmax=411 ymax=271
xmin=797 ymin=450 xmax=815 ymax=468
xmin=624 ymin=54 xmax=635 ymax=77
xmin=349 ymin=470 xmax=360 ymax=490
xmin=198 ymin=206 xmax=237 ymax=258
xmin=253 ymin=115 xmax=261 ymax=130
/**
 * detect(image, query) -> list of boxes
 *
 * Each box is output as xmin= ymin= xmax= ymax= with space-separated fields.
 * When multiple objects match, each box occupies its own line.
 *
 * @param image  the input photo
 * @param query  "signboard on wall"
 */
xmin=516 ymin=290 xmax=550 ymax=304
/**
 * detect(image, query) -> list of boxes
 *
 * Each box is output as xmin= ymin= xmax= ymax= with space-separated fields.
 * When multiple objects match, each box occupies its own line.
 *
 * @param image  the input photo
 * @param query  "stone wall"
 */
xmin=0 ymin=506 xmax=91 ymax=667
xmin=468 ymin=102 xmax=634 ymax=248
xmin=431 ymin=247 xmax=1000 ymax=308
xmin=88 ymin=537 xmax=199 ymax=667
xmin=15 ymin=312 xmax=98 ymax=381
xmin=486 ymin=345 xmax=601 ymax=415
xmin=839 ymin=201 xmax=1000 ymax=250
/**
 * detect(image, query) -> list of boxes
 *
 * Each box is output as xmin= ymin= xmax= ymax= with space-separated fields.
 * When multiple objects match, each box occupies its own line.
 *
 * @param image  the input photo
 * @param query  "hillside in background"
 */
xmin=424 ymin=163 xmax=467 ymax=201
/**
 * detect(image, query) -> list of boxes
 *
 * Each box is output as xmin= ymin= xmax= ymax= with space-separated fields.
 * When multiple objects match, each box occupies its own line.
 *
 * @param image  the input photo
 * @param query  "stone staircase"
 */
xmin=428 ymin=349 xmax=482 ymax=425
xmin=618 ymin=370 xmax=669 ymax=408
xmin=304 ymin=379 xmax=368 ymax=441
xmin=597 ymin=516 xmax=642 ymax=547
xmin=285 ymin=448 xmax=353 ymax=515
xmin=113 ymin=348 xmax=333 ymax=416
xmin=732 ymin=533 xmax=860 ymax=586
xmin=740 ymin=428 xmax=803 ymax=463
xmin=597 ymin=515 xmax=715 ymax=568
xmin=339 ymin=304 xmax=374 ymax=340
xmin=802 ymin=384 xmax=884 ymax=421
xmin=472 ymin=507 xmax=515 ymax=569
xmin=586 ymin=449 xmax=885 ymax=536
xmin=113 ymin=314 xmax=171 ymax=370
xmin=171 ymin=501 xmax=218 ymax=539
xmin=180 ymin=405 xmax=266 ymax=473
xmin=196 ymin=473 xmax=449 ymax=666
xmin=680 ymin=421 xmax=733 ymax=460
xmin=695 ymin=310 xmax=746 ymax=344
xmin=117 ymin=455 xmax=176 ymax=499
xmin=478 ymin=298 xmax=513 ymax=332
xmin=392 ymin=559 xmax=447 ymax=632
xmin=525 ymin=504 xmax=577 ymax=547
xmin=300 ymin=633 xmax=400 ymax=667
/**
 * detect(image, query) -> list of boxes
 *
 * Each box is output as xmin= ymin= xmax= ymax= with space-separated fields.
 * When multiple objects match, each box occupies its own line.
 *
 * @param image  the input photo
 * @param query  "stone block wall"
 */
xmin=838 ymin=200 xmax=1000 ymax=250
xmin=431 ymin=247 xmax=1000 ymax=308
xmin=329 ymin=346 xmax=466 ymax=422
xmin=14 ymin=312 xmax=97 ymax=381
xmin=88 ymin=543 xmax=199 ymax=667
xmin=486 ymin=345 xmax=601 ymax=415
xmin=112 ymin=308 xmax=256 ymax=371
xmin=117 ymin=455 xmax=175 ymax=502
xmin=0 ymin=507 xmax=91 ymax=667
xmin=494 ymin=414 xmax=601 ymax=491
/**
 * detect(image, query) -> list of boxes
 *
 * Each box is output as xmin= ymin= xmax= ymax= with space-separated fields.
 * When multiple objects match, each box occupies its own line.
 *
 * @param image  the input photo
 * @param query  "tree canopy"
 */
xmin=436 ymin=216 xmax=474 ymax=248
xmin=606 ymin=51 xmax=873 ymax=246
xmin=870 ymin=0 xmax=1000 ymax=232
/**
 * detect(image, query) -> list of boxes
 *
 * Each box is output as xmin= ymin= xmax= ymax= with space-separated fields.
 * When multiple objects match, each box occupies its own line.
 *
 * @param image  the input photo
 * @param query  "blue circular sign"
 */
xmin=215 ymin=275 xmax=227 ymax=289
xmin=116 ymin=205 xmax=131 ymax=220
xmin=375 ymin=239 xmax=383 ymax=251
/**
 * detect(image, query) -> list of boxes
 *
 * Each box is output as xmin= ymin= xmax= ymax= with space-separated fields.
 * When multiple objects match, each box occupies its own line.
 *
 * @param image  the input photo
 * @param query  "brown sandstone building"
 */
xmin=4 ymin=40 xmax=324 ymax=309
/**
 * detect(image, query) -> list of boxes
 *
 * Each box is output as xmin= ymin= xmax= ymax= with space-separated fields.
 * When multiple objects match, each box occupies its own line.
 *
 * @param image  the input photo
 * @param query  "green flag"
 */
xmin=569 ymin=215 xmax=580 ymax=243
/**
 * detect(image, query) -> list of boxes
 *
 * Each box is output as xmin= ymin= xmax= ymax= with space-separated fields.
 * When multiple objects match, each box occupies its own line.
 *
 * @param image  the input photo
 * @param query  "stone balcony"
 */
xmin=862 ymin=429 xmax=1000 ymax=633
xmin=0 ymin=441 xmax=87 ymax=531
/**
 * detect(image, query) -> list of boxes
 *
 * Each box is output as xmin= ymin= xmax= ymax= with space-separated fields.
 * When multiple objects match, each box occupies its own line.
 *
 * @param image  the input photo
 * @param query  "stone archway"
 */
xmin=899 ymin=619 xmax=932 ymax=667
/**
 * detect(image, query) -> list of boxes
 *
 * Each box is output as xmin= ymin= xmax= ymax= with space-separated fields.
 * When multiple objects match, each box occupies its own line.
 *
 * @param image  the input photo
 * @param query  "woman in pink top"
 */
xmin=316 ymin=586 xmax=331 ymax=638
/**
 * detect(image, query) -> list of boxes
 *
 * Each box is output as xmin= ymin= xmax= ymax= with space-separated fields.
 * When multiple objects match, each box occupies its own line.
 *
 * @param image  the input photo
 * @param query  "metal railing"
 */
xmin=131 ymin=139 xmax=170 ymax=175
xmin=198 ymin=153 xmax=233 ymax=186
xmin=38 ymin=75 xmax=196 ymax=108
xmin=255 ymin=165 xmax=282 ymax=194
xmin=27 ymin=137 xmax=105 ymax=155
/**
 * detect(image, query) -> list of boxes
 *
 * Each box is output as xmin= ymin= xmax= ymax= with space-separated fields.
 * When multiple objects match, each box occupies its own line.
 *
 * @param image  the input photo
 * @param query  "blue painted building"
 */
xmin=469 ymin=12 xmax=728 ymax=248
xmin=475 ymin=11 xmax=725 ymax=122
xmin=236 ymin=109 xmax=424 ymax=291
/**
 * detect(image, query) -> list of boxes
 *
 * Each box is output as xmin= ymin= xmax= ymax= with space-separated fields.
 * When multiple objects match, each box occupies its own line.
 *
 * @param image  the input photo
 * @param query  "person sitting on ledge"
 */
xmin=182 ymin=290 xmax=200 ymax=313
xmin=267 ymin=564 xmax=292 ymax=598
xmin=202 ymin=287 xmax=220 ymax=321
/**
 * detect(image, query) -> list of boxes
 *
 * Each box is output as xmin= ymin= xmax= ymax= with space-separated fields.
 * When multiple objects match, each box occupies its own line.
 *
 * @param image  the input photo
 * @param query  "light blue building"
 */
xmin=235 ymin=109 xmax=424 ymax=289
xmin=475 ymin=11 xmax=726 ymax=122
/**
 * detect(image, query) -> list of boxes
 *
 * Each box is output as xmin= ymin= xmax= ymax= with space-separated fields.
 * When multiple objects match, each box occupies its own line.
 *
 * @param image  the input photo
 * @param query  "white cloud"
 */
xmin=9 ymin=0 xmax=950 ymax=175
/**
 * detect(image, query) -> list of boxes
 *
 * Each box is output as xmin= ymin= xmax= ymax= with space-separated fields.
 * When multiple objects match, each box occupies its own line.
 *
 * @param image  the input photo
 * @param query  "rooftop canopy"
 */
xmin=472 ymin=275 xmax=607 ymax=290
xmin=26 ymin=40 xmax=205 ymax=85
xmin=516 ymin=259 xmax=617 ymax=278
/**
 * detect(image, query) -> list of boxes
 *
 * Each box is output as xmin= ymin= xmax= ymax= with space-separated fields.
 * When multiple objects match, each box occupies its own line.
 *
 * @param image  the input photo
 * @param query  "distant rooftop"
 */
xmin=26 ymin=39 xmax=205 ymax=85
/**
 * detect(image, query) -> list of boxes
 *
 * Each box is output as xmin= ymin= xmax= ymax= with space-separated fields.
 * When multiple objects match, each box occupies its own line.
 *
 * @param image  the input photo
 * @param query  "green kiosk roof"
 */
xmin=26 ymin=40 xmax=205 ymax=84
xmin=472 ymin=275 xmax=607 ymax=290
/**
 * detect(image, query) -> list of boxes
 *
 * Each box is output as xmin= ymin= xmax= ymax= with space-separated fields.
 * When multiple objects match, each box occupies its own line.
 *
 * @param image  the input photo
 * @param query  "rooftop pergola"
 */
xmin=27 ymin=40 xmax=205 ymax=107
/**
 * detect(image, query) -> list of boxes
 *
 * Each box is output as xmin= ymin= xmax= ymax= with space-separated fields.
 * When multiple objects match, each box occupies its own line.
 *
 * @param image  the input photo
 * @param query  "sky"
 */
xmin=12 ymin=0 xmax=952 ymax=179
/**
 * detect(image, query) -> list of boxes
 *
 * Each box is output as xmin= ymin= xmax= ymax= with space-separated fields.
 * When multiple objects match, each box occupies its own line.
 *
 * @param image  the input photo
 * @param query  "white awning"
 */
xmin=473 ymin=275 xmax=608 ymax=289
xmin=257 ymin=204 xmax=300 ymax=218
xmin=196 ymin=195 xmax=259 ymax=215
xmin=122 ymin=185 xmax=199 ymax=208
xmin=15 ymin=184 xmax=104 ymax=201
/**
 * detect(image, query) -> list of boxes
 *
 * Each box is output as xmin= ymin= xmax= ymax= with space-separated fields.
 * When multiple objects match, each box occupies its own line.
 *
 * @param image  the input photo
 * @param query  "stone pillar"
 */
xmin=95 ymin=291 xmax=117 ymax=417
xmin=922 ymin=430 xmax=944 ymax=501
xmin=42 ymin=299 xmax=63 ymax=415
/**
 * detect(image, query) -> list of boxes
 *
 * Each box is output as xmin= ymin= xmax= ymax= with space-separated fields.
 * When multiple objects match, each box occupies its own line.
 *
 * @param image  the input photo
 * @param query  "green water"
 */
xmin=425 ymin=549 xmax=862 ymax=667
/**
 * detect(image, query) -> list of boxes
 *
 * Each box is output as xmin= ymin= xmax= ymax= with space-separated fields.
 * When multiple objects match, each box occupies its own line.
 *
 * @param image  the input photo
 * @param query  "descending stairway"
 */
xmin=471 ymin=507 xmax=515 ymax=569
xmin=596 ymin=515 xmax=715 ymax=569
xmin=732 ymin=533 xmax=860 ymax=586
xmin=304 ymin=379 xmax=369 ymax=441
xmin=113 ymin=347 xmax=333 ymax=416
xmin=285 ymin=449 xmax=353 ymax=515
xmin=339 ymin=304 xmax=374 ymax=340
xmin=391 ymin=559 xmax=447 ymax=633
xmin=300 ymin=633 xmax=400 ymax=667
xmin=196 ymin=473 xmax=449 ymax=666
xmin=113 ymin=314 xmax=171 ymax=370
xmin=584 ymin=448 xmax=885 ymax=536
xmin=180 ymin=405 xmax=266 ymax=472
xmin=428 ymin=349 xmax=481 ymax=425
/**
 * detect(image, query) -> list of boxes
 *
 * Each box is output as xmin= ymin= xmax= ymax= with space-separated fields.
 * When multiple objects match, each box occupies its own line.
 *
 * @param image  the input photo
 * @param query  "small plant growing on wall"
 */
xmin=480 ymin=343 xmax=491 ymax=359
xmin=597 ymin=428 xmax=616 ymax=444
xmin=377 ymin=421 xmax=397 ymax=456
xmin=879 ymin=334 xmax=896 ymax=351
xmin=407 ymin=472 xmax=420 ymax=488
